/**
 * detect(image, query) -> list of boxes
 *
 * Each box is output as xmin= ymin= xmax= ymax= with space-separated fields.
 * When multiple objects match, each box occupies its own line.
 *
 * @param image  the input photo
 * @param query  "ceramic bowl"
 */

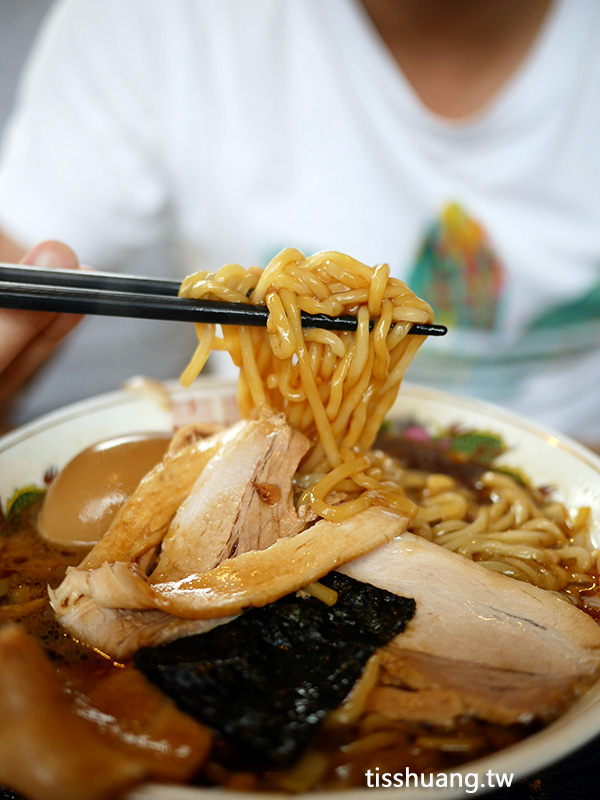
xmin=2 ymin=378 xmax=600 ymax=800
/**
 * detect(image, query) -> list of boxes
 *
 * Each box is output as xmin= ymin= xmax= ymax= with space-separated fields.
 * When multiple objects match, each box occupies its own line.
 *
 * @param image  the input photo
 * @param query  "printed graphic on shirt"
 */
xmin=517 ymin=273 xmax=600 ymax=361
xmin=528 ymin=277 xmax=600 ymax=332
xmin=408 ymin=203 xmax=506 ymax=330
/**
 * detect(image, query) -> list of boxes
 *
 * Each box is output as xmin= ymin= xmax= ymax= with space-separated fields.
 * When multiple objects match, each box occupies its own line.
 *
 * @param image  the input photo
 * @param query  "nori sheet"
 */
xmin=134 ymin=572 xmax=415 ymax=768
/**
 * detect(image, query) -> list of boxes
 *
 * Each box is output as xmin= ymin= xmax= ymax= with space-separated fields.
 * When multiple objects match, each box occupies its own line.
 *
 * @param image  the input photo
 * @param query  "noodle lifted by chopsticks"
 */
xmin=179 ymin=249 xmax=433 ymax=521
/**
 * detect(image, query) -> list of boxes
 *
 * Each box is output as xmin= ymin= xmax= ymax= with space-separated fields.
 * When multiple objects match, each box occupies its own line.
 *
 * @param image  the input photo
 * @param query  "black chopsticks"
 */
xmin=0 ymin=264 xmax=181 ymax=296
xmin=0 ymin=264 xmax=447 ymax=336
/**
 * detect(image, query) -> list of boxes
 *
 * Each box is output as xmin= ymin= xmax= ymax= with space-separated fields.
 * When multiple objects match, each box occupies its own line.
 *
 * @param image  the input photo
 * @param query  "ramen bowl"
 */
xmin=1 ymin=377 xmax=600 ymax=800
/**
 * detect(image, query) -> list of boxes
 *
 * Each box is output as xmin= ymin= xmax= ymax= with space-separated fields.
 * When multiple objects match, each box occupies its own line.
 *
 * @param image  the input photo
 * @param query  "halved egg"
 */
xmin=38 ymin=432 xmax=171 ymax=546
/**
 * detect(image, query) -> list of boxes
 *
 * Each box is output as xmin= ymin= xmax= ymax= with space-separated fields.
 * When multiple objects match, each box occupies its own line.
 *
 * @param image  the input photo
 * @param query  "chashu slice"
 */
xmin=54 ymin=506 xmax=412 ymax=624
xmin=0 ymin=625 xmax=146 ymax=800
xmin=371 ymin=646 xmax=596 ymax=726
xmin=80 ymin=421 xmax=246 ymax=571
xmin=0 ymin=626 xmax=211 ymax=800
xmin=51 ymin=414 xmax=311 ymax=657
xmin=339 ymin=533 xmax=600 ymax=678
xmin=48 ymin=590 xmax=236 ymax=662
xmin=150 ymin=413 xmax=310 ymax=582
xmin=50 ymin=420 xmax=246 ymax=659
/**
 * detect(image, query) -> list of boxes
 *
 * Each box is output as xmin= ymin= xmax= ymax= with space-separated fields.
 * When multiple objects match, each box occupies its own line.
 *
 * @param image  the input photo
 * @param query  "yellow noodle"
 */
xmin=402 ymin=464 xmax=598 ymax=597
xmin=327 ymin=653 xmax=381 ymax=727
xmin=303 ymin=581 xmax=339 ymax=606
xmin=276 ymin=750 xmax=329 ymax=793
xmin=180 ymin=248 xmax=432 ymax=519
xmin=178 ymin=248 xmax=597 ymax=603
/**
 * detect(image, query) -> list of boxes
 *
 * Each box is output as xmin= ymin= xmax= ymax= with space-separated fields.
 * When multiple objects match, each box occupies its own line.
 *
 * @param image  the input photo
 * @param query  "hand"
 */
xmin=0 ymin=240 xmax=84 ymax=409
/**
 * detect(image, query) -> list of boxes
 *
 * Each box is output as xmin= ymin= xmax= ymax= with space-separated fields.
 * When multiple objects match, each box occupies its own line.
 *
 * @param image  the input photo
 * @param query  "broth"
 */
xmin=0 ymin=430 xmax=554 ymax=795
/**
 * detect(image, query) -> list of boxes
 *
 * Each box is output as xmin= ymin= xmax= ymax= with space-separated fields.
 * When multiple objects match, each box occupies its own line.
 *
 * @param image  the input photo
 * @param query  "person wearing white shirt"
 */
xmin=1 ymin=0 xmax=599 ymax=446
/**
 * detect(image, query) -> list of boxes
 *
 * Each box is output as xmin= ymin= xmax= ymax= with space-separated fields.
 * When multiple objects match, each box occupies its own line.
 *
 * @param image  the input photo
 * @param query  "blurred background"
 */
xmin=0 ymin=0 xmax=189 ymax=427
xmin=0 ymin=1 xmax=53 ymax=133
xmin=1 ymin=0 xmax=599 ymax=448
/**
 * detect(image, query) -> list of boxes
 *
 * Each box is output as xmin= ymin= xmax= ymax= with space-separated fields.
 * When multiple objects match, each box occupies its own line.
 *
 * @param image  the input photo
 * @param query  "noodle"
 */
xmin=403 ymin=466 xmax=599 ymax=598
xmin=327 ymin=653 xmax=382 ymax=727
xmin=5 ymin=246 xmax=600 ymax=796
xmin=180 ymin=249 xmax=433 ymax=520
xmin=179 ymin=247 xmax=599 ymax=600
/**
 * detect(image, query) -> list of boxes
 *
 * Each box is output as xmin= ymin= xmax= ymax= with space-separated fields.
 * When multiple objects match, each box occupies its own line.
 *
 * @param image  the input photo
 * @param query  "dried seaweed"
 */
xmin=135 ymin=572 xmax=415 ymax=768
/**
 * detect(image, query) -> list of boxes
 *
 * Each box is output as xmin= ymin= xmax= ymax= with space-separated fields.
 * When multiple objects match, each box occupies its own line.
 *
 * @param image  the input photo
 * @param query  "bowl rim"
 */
xmin=3 ymin=376 xmax=600 ymax=468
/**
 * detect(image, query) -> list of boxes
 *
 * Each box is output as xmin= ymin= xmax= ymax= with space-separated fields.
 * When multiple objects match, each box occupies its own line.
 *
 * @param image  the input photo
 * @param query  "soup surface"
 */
xmin=5 ymin=426 xmax=592 ymax=795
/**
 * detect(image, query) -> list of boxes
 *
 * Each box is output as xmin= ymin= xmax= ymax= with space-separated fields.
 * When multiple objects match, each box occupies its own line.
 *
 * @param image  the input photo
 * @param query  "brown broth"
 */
xmin=0 ymin=439 xmax=571 ymax=794
xmin=0 ymin=498 xmax=106 ymax=667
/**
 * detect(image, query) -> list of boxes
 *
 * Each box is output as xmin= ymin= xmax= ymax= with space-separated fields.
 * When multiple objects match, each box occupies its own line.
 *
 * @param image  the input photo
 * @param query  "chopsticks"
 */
xmin=0 ymin=264 xmax=447 ymax=336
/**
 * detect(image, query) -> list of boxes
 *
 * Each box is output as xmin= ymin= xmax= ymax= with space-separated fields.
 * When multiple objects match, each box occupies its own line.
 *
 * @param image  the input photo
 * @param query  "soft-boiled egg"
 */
xmin=38 ymin=432 xmax=171 ymax=546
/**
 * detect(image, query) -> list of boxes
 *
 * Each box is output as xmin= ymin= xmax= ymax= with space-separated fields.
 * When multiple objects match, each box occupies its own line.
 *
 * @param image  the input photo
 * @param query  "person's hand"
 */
xmin=0 ymin=240 xmax=84 ymax=409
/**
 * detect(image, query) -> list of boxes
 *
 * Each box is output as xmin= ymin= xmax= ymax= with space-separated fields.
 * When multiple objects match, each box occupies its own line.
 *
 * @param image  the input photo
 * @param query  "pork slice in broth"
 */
xmin=80 ymin=421 xmax=244 ymax=571
xmin=150 ymin=414 xmax=310 ymax=582
xmin=51 ymin=414 xmax=320 ymax=657
xmin=48 ymin=589 xmax=235 ymax=662
xmin=0 ymin=626 xmax=212 ymax=800
xmin=339 ymin=534 xmax=600 ymax=678
xmin=0 ymin=625 xmax=146 ymax=800
xmin=374 ymin=647 xmax=594 ymax=726
xmin=58 ymin=507 xmax=412 ymax=622
xmin=50 ymin=421 xmax=248 ymax=658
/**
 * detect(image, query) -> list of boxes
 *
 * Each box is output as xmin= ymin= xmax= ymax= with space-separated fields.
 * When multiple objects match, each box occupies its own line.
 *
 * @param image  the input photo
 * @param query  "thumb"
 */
xmin=21 ymin=239 xmax=80 ymax=270
xmin=0 ymin=240 xmax=85 ymax=406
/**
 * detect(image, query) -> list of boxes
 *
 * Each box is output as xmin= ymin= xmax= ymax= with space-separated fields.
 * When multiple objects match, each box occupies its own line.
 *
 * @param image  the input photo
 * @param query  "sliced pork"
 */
xmin=50 ymin=415 xmax=315 ymax=656
xmin=48 ymin=591 xmax=235 ymax=661
xmin=366 ymin=684 xmax=464 ymax=727
xmin=66 ymin=663 xmax=212 ymax=781
xmin=0 ymin=625 xmax=212 ymax=800
xmin=81 ymin=421 xmax=244 ymax=571
xmin=373 ymin=647 xmax=594 ymax=726
xmin=51 ymin=411 xmax=411 ymax=657
xmin=150 ymin=413 xmax=310 ymax=581
xmin=0 ymin=625 xmax=145 ymax=800
xmin=54 ymin=506 xmax=411 ymax=633
xmin=339 ymin=534 xmax=600 ymax=680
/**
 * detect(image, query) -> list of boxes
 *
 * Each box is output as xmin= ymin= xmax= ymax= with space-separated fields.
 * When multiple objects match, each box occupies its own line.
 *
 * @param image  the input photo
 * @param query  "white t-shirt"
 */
xmin=1 ymin=0 xmax=600 ymax=441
